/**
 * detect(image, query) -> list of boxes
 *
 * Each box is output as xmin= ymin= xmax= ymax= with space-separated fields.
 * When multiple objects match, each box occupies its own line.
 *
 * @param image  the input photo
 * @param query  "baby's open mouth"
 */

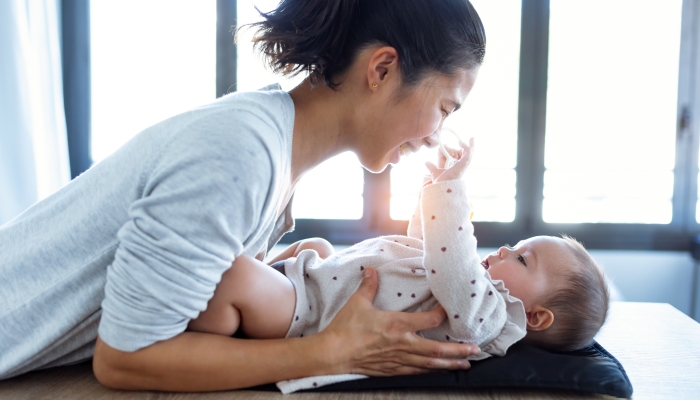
xmin=481 ymin=259 xmax=489 ymax=270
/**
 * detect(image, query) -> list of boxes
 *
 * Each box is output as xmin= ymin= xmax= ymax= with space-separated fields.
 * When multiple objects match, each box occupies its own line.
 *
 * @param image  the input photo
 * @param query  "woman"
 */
xmin=0 ymin=0 xmax=486 ymax=390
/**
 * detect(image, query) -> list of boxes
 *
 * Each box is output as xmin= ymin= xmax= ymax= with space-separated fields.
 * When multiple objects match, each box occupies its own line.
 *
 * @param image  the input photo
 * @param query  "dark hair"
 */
xmin=525 ymin=236 xmax=610 ymax=352
xmin=242 ymin=0 xmax=486 ymax=89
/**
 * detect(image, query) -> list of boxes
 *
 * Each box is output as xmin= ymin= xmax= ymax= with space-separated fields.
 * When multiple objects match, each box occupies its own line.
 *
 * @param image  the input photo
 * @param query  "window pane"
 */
xmin=237 ymin=1 xmax=364 ymax=220
xmin=292 ymin=152 xmax=364 ymax=219
xmin=390 ymin=0 xmax=521 ymax=221
xmin=544 ymin=0 xmax=682 ymax=224
xmin=90 ymin=0 xmax=216 ymax=162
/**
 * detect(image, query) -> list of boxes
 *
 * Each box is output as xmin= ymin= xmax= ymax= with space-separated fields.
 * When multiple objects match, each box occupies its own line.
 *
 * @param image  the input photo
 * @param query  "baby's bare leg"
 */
xmin=187 ymin=255 xmax=296 ymax=339
xmin=294 ymin=237 xmax=335 ymax=259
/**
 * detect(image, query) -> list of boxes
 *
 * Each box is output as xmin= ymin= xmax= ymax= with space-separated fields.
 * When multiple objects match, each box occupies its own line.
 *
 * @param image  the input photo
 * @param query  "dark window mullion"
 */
xmin=61 ymin=0 xmax=92 ymax=178
xmin=516 ymin=0 xmax=550 ymax=236
xmin=216 ymin=0 xmax=237 ymax=97
xmin=679 ymin=0 xmax=700 ymax=232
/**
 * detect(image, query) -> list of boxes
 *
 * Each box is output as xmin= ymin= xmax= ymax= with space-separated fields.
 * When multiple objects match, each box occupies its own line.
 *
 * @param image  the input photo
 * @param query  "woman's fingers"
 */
xmin=355 ymin=267 xmax=379 ymax=303
xmin=400 ymin=304 xmax=446 ymax=331
xmin=402 ymin=333 xmax=479 ymax=360
xmin=395 ymin=350 xmax=473 ymax=371
xmin=387 ymin=306 xmax=480 ymax=358
xmin=321 ymin=271 xmax=478 ymax=377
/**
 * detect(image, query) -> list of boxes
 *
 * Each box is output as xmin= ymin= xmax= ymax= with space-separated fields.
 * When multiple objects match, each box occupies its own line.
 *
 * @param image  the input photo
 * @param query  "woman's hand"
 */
xmin=318 ymin=268 xmax=479 ymax=376
xmin=425 ymin=137 xmax=474 ymax=183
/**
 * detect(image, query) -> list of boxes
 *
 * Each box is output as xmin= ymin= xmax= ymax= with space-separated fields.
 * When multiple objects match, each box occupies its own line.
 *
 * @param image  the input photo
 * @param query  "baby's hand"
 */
xmin=425 ymin=137 xmax=474 ymax=183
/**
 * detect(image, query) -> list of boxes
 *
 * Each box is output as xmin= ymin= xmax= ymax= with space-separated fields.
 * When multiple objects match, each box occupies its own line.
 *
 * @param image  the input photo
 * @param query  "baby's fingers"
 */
xmin=455 ymin=137 xmax=474 ymax=166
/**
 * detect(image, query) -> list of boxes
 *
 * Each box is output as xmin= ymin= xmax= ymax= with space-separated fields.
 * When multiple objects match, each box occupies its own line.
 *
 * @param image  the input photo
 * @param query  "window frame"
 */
xmin=63 ymin=0 xmax=700 ymax=250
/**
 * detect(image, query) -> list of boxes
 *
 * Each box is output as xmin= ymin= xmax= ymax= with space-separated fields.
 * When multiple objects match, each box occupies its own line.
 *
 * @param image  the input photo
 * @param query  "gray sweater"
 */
xmin=0 ymin=86 xmax=295 ymax=379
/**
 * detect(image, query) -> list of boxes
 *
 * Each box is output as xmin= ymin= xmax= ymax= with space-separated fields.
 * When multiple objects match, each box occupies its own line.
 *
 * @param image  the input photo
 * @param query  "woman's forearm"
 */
xmin=93 ymin=332 xmax=335 ymax=391
xmin=93 ymin=269 xmax=477 ymax=392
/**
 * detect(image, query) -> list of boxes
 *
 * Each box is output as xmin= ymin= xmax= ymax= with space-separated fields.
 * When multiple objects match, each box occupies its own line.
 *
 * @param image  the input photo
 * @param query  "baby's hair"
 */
xmin=525 ymin=235 xmax=610 ymax=352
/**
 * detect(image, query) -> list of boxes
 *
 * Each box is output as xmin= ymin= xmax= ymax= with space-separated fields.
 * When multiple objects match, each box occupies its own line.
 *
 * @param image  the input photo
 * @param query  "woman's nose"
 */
xmin=423 ymin=131 xmax=440 ymax=149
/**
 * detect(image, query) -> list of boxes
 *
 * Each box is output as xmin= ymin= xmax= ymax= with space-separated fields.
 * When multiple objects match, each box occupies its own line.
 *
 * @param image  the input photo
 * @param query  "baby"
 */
xmin=187 ymin=139 xmax=610 ymax=393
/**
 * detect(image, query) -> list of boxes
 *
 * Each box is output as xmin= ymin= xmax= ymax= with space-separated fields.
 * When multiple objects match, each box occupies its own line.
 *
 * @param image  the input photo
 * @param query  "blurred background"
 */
xmin=1 ymin=0 xmax=700 ymax=322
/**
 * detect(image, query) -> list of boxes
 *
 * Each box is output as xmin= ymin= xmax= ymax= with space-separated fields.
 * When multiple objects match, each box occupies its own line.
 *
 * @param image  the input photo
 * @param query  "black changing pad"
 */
xmin=255 ymin=341 xmax=633 ymax=398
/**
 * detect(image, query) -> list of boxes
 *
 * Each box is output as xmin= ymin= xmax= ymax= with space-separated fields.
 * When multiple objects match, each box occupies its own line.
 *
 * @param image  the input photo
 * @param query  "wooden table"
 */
xmin=1 ymin=302 xmax=699 ymax=399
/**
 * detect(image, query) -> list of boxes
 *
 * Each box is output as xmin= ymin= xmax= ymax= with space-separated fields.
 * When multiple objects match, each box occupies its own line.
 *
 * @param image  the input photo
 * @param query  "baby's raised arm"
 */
xmin=420 ymin=180 xmax=507 ymax=346
xmin=417 ymin=138 xmax=510 ymax=350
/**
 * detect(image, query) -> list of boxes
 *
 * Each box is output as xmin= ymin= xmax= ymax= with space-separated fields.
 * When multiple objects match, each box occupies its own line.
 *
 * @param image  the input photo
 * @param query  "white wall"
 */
xmin=270 ymin=245 xmax=700 ymax=322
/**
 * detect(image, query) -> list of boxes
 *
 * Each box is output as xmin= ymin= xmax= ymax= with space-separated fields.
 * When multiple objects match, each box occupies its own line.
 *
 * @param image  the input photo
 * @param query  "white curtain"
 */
xmin=0 ymin=0 xmax=71 ymax=225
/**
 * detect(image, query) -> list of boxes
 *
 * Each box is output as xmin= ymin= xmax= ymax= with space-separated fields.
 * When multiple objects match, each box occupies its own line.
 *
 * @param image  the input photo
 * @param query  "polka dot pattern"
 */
xmin=283 ymin=181 xmax=511 ymax=365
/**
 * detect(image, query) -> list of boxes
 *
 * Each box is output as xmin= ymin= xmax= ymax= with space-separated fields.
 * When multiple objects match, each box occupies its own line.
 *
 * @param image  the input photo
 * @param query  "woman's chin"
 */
xmin=359 ymin=151 xmax=398 ymax=173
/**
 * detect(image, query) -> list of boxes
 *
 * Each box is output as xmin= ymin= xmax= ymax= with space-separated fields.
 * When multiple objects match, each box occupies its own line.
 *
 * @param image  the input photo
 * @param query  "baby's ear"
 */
xmin=526 ymin=306 xmax=554 ymax=331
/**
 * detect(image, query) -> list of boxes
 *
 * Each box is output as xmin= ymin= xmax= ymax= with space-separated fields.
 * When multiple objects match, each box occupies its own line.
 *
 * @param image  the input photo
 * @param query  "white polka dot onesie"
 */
xmin=276 ymin=180 xmax=527 ymax=394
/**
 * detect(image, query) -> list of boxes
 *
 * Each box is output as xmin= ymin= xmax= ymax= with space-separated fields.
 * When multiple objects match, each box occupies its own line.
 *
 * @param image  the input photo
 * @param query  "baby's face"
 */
xmin=480 ymin=236 xmax=575 ymax=312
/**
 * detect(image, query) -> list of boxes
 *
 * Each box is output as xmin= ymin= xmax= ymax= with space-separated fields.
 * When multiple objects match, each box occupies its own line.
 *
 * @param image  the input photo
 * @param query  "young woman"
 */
xmin=0 ymin=0 xmax=487 ymax=390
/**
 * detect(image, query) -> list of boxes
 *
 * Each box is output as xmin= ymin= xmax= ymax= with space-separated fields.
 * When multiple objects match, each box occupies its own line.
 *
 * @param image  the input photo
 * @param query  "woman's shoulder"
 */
xmin=205 ymin=85 xmax=293 ymax=129
xmin=142 ymin=86 xmax=292 ymax=161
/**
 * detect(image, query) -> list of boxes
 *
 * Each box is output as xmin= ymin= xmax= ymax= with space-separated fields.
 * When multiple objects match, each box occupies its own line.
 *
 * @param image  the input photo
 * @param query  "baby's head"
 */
xmin=481 ymin=235 xmax=609 ymax=352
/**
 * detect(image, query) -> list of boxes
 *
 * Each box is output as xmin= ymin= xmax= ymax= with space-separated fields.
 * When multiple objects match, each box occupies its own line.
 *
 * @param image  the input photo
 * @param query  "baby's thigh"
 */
xmin=188 ymin=255 xmax=295 ymax=339
xmin=220 ymin=254 xmax=296 ymax=339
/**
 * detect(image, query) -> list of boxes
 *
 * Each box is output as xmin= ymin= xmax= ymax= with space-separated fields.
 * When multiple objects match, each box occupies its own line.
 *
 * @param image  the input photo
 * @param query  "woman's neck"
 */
xmin=287 ymin=78 xmax=360 ymax=184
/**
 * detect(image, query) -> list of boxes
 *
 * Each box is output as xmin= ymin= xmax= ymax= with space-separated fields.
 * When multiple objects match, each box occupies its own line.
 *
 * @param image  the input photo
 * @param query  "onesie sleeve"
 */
xmin=420 ymin=180 xmax=508 ymax=348
xmin=98 ymin=114 xmax=278 ymax=352
xmin=407 ymin=177 xmax=432 ymax=239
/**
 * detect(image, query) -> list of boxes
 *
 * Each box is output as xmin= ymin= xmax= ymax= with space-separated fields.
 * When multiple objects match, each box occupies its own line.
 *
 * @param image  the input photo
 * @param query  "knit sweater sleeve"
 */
xmin=98 ymin=112 xmax=280 ymax=352
xmin=420 ymin=180 xmax=507 ymax=346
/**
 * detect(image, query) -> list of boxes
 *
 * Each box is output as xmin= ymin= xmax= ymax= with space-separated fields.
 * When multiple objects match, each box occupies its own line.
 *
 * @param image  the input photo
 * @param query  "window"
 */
xmin=90 ymin=0 xmax=216 ymax=162
xmin=66 ymin=0 xmax=700 ymax=250
xmin=544 ymin=0 xmax=682 ymax=224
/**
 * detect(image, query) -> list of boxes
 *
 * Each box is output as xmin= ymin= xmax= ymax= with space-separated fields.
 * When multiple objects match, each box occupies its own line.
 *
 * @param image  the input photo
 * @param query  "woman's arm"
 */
xmin=93 ymin=268 xmax=478 ymax=391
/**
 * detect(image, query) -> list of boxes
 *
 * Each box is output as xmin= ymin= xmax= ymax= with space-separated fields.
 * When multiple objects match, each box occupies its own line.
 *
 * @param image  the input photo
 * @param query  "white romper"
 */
xmin=276 ymin=180 xmax=527 ymax=393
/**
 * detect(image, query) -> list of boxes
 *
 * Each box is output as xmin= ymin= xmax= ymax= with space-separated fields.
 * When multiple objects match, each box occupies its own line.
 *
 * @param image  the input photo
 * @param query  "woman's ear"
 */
xmin=366 ymin=46 xmax=399 ymax=90
xmin=526 ymin=306 xmax=554 ymax=331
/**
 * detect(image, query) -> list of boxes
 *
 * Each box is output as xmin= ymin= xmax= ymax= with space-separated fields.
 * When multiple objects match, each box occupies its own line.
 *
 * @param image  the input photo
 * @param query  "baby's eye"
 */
xmin=517 ymin=255 xmax=527 ymax=266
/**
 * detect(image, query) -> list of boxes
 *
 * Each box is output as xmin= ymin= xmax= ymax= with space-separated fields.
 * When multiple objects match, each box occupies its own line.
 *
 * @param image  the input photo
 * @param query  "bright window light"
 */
xmin=90 ymin=0 xmax=216 ymax=163
xmin=237 ymin=0 xmax=364 ymax=220
xmin=544 ymin=0 xmax=682 ymax=224
xmin=390 ymin=0 xmax=521 ymax=222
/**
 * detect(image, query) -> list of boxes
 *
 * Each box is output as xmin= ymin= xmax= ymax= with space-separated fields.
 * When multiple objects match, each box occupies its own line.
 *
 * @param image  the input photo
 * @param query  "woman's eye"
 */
xmin=517 ymin=255 xmax=527 ymax=266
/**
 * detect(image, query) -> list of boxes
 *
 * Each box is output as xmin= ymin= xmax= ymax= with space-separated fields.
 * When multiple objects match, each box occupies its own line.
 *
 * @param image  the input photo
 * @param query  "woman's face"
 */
xmin=357 ymin=68 xmax=478 ymax=172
